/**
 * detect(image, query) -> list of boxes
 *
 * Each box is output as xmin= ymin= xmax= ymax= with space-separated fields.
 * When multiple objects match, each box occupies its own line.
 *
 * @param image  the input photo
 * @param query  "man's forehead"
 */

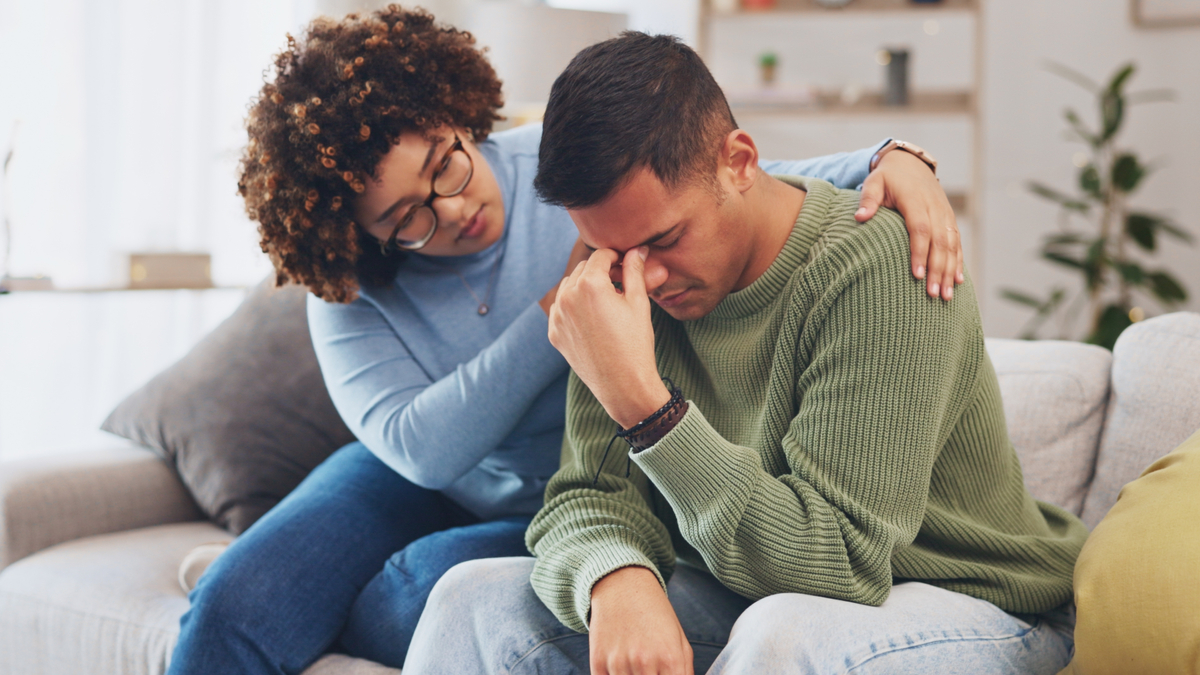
xmin=567 ymin=168 xmax=688 ymax=250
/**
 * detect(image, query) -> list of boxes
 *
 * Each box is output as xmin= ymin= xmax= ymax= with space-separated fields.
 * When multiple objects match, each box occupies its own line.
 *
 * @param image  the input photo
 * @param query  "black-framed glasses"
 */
xmin=380 ymin=134 xmax=474 ymax=254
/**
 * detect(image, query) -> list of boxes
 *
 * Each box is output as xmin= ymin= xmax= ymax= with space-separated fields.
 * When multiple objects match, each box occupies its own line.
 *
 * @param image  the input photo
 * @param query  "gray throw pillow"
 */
xmin=102 ymin=277 xmax=356 ymax=534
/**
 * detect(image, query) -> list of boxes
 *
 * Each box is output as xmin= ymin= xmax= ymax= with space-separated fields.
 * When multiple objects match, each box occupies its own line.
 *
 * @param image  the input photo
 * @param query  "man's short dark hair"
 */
xmin=534 ymin=32 xmax=737 ymax=209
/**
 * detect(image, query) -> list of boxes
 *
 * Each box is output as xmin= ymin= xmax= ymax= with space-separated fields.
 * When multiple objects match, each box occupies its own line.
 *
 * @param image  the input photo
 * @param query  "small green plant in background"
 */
xmin=1002 ymin=62 xmax=1192 ymax=350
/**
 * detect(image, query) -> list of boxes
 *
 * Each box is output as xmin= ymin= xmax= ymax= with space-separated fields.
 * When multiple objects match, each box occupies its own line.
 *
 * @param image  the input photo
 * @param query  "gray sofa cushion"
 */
xmin=0 ymin=522 xmax=398 ymax=675
xmin=0 ymin=522 xmax=231 ymax=675
xmin=1080 ymin=312 xmax=1200 ymax=528
xmin=986 ymin=338 xmax=1112 ymax=516
xmin=101 ymin=278 xmax=356 ymax=534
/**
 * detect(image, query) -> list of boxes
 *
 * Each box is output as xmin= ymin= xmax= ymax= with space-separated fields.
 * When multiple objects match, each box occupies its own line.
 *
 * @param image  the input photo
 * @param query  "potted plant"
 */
xmin=1002 ymin=62 xmax=1191 ymax=349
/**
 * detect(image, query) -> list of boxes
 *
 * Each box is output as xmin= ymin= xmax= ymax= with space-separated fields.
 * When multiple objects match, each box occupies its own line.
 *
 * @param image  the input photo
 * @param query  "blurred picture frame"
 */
xmin=1133 ymin=0 xmax=1200 ymax=27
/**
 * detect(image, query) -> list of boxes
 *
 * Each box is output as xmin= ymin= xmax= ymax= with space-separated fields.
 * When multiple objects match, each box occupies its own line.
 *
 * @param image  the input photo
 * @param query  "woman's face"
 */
xmin=355 ymin=126 xmax=505 ymax=257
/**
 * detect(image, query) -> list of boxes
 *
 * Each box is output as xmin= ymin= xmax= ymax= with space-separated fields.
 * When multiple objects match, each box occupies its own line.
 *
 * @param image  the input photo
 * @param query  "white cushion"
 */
xmin=0 ymin=522 xmax=231 ymax=675
xmin=986 ymin=338 xmax=1112 ymax=516
xmin=1080 ymin=312 xmax=1200 ymax=528
xmin=0 ymin=521 xmax=400 ymax=675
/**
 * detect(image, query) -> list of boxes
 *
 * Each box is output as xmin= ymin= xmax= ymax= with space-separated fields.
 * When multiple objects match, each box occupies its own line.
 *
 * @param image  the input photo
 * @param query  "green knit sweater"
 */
xmin=527 ymin=176 xmax=1088 ymax=633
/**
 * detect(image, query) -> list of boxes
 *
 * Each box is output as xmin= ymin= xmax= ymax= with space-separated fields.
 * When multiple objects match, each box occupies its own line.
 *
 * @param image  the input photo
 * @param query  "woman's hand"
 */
xmin=540 ymin=237 xmax=593 ymax=315
xmin=589 ymin=566 xmax=693 ymax=675
xmin=855 ymin=150 xmax=964 ymax=301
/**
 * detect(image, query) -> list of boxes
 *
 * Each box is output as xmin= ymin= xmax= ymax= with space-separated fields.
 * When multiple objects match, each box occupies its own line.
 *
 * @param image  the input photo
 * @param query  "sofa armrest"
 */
xmin=0 ymin=441 xmax=204 ymax=570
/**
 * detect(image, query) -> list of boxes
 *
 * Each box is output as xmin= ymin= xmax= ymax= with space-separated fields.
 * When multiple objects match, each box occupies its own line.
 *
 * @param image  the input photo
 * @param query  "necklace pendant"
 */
xmin=477 ymin=304 xmax=489 ymax=316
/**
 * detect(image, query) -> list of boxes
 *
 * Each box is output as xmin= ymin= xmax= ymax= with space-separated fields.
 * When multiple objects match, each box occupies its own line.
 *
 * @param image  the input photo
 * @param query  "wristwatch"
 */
xmin=870 ymin=140 xmax=938 ymax=176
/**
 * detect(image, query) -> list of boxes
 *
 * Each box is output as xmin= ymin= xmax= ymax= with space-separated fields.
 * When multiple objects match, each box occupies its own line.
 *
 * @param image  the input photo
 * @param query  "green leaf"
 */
xmin=1107 ymin=63 xmax=1136 ymax=95
xmin=1111 ymin=153 xmax=1145 ymax=193
xmin=1082 ymin=237 xmax=1108 ymax=289
xmin=1000 ymin=289 xmax=1045 ymax=308
xmin=1043 ymin=61 xmax=1100 ymax=93
xmin=1027 ymin=181 xmax=1091 ymax=212
xmin=1126 ymin=213 xmax=1156 ymax=251
xmin=1157 ymin=219 xmax=1194 ymax=244
xmin=1044 ymin=233 xmax=1089 ymax=246
xmin=1100 ymin=91 xmax=1124 ymax=142
xmin=1064 ymin=109 xmax=1099 ymax=148
xmin=1147 ymin=271 xmax=1188 ymax=304
xmin=1042 ymin=250 xmax=1086 ymax=270
xmin=1088 ymin=304 xmax=1132 ymax=350
xmin=1114 ymin=261 xmax=1145 ymax=285
xmin=1079 ymin=164 xmax=1102 ymax=200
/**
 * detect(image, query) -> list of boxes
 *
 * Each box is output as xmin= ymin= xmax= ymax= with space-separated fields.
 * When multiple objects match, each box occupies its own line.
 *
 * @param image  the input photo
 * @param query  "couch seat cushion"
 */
xmin=0 ymin=522 xmax=231 ymax=675
xmin=0 ymin=522 xmax=400 ymax=675
xmin=985 ymin=338 xmax=1112 ymax=516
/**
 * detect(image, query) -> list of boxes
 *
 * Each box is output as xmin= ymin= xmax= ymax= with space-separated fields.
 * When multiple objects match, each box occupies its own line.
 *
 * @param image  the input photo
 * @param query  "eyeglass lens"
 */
xmin=391 ymin=146 xmax=473 ymax=248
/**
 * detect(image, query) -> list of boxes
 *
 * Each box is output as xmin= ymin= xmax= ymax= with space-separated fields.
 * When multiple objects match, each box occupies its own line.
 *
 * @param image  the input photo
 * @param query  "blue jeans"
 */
xmin=168 ymin=442 xmax=532 ymax=674
xmin=403 ymin=557 xmax=1076 ymax=675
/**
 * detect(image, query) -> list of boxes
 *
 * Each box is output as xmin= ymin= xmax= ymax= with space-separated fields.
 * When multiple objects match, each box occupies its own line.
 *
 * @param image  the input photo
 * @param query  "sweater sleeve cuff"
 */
xmin=533 ymin=534 xmax=667 ymax=634
xmin=630 ymin=404 xmax=760 ymax=523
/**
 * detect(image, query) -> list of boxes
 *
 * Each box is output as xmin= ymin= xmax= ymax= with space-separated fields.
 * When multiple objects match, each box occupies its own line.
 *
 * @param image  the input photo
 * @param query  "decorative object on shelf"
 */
xmin=878 ymin=48 xmax=910 ymax=105
xmin=128 ymin=253 xmax=213 ymax=290
xmin=1132 ymin=0 xmax=1200 ymax=27
xmin=1002 ymin=62 xmax=1190 ymax=350
xmin=741 ymin=0 xmax=777 ymax=11
xmin=758 ymin=52 xmax=778 ymax=86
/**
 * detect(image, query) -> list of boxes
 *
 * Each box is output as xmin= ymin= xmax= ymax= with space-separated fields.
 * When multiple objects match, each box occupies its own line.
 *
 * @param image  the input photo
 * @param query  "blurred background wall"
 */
xmin=0 ymin=0 xmax=1196 ymax=458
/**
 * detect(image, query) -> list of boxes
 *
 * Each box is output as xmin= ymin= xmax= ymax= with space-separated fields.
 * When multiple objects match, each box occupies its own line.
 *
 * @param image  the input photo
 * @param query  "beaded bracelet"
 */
xmin=591 ymin=378 xmax=688 ymax=486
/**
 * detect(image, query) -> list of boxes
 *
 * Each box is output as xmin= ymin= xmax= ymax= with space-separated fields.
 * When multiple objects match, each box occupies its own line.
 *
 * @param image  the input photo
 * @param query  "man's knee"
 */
xmin=423 ymin=557 xmax=536 ymax=624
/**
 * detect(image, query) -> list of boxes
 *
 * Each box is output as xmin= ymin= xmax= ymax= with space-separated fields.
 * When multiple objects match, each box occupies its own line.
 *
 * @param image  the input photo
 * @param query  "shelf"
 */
xmin=731 ymin=90 xmax=973 ymax=117
xmin=0 ymin=285 xmax=248 ymax=295
xmin=714 ymin=0 xmax=977 ymax=16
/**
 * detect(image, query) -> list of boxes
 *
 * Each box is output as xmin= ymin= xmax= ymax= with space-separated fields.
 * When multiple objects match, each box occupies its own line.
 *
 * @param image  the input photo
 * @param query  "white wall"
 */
xmin=979 ymin=0 xmax=1200 ymax=338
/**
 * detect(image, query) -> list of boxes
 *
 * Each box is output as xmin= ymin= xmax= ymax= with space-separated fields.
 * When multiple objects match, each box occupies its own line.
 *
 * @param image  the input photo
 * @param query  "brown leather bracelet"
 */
xmin=626 ymin=399 xmax=689 ymax=453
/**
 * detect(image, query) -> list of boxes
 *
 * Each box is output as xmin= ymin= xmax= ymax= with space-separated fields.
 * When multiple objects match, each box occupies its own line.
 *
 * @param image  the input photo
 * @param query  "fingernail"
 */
xmin=945 ymin=287 xmax=954 ymax=300
xmin=915 ymin=265 xmax=925 ymax=279
xmin=957 ymin=271 xmax=965 ymax=283
xmin=637 ymin=246 xmax=648 ymax=261
xmin=930 ymin=283 xmax=940 ymax=297
xmin=855 ymin=207 xmax=866 ymax=217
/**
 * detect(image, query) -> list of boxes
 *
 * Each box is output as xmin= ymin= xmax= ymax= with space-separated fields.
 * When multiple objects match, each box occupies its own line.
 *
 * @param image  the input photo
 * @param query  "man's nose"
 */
xmin=643 ymin=255 xmax=669 ymax=292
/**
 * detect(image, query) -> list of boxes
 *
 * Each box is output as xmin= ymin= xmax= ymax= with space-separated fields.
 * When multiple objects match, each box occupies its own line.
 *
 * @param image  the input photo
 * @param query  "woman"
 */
xmin=168 ymin=6 xmax=963 ymax=673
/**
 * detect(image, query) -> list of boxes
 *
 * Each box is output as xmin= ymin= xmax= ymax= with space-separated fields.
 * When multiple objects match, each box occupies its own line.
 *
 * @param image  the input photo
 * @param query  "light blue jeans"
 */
xmin=403 ymin=557 xmax=1074 ymax=674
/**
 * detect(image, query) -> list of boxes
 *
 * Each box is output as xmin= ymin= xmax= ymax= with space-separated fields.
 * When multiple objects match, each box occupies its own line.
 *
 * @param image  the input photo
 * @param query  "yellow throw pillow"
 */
xmin=1059 ymin=427 xmax=1200 ymax=675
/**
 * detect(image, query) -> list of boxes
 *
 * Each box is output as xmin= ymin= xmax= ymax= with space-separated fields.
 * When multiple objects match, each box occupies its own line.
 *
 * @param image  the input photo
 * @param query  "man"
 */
xmin=401 ymin=32 xmax=1087 ymax=675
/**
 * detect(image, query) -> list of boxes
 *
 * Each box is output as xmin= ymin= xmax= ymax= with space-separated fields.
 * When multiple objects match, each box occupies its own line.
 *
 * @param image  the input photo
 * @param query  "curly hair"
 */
xmin=239 ymin=5 xmax=504 ymax=303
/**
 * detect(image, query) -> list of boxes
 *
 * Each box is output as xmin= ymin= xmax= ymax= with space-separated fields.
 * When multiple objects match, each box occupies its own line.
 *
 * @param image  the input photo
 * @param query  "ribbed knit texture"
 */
xmin=527 ymin=176 xmax=1089 ymax=633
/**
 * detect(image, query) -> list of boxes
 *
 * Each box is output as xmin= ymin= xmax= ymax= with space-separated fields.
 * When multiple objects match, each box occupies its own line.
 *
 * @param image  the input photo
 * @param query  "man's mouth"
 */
xmin=654 ymin=288 xmax=691 ymax=308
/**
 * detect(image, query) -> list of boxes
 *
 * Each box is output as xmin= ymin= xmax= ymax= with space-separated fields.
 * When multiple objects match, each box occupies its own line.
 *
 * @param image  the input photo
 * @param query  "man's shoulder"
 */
xmin=804 ymin=183 xmax=911 ymax=285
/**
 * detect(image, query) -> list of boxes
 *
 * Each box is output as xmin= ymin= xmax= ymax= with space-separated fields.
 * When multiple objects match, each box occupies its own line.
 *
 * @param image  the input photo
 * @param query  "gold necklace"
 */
xmin=445 ymin=234 xmax=506 ymax=316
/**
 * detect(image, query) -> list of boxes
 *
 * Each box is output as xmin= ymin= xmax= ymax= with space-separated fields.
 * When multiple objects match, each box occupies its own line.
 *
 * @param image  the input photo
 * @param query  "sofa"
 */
xmin=2 ymin=310 xmax=1198 ymax=675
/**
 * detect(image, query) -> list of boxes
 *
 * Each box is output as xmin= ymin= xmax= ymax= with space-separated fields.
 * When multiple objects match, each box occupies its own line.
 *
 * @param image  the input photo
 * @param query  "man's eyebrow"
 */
xmin=374 ymin=136 xmax=445 ymax=224
xmin=583 ymin=224 xmax=679 ymax=253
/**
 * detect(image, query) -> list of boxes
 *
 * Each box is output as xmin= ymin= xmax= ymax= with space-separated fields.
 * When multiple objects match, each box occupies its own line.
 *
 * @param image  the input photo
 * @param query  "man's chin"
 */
xmin=653 ymin=290 xmax=715 ymax=321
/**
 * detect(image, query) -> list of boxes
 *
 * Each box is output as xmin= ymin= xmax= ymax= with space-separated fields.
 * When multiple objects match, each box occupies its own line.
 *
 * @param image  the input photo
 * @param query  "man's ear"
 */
xmin=721 ymin=129 xmax=759 ymax=195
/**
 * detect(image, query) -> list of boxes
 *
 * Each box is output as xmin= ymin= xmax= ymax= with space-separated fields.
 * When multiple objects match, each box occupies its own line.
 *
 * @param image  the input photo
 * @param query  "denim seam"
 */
xmin=508 ymin=633 xmax=584 ymax=673
xmin=506 ymin=634 xmax=729 ymax=673
xmin=845 ymin=620 xmax=1041 ymax=673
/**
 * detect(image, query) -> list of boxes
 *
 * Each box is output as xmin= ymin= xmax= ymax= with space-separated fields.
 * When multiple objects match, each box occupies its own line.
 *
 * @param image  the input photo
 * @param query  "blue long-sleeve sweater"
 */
xmin=307 ymin=123 xmax=883 ymax=519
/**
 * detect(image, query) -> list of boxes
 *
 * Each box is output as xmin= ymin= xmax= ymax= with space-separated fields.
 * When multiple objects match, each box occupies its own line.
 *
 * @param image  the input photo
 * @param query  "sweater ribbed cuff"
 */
xmin=631 ymin=404 xmax=760 ymax=526
xmin=536 ymin=536 xmax=665 ymax=634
